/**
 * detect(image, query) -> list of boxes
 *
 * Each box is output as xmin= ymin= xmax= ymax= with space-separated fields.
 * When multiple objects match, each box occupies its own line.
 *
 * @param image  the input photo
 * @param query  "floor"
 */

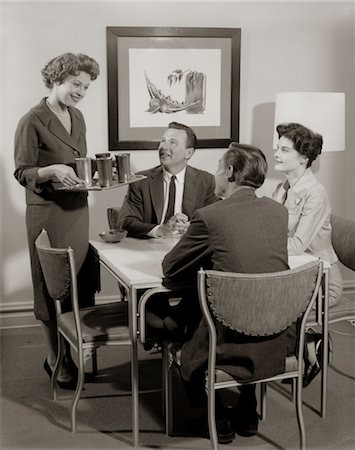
xmin=0 ymin=321 xmax=354 ymax=450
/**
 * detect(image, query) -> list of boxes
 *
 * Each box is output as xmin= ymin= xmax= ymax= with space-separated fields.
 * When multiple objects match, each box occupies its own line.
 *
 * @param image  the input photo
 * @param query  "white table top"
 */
xmin=90 ymin=236 xmax=180 ymax=288
xmin=90 ymin=237 xmax=328 ymax=290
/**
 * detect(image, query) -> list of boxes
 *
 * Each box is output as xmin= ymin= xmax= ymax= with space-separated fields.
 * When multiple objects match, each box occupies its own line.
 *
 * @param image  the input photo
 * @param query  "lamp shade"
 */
xmin=273 ymin=92 xmax=345 ymax=151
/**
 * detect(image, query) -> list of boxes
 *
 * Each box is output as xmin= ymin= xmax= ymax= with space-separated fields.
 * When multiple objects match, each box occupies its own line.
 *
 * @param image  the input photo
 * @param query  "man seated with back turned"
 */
xmin=118 ymin=121 xmax=219 ymax=239
xmin=161 ymin=143 xmax=296 ymax=444
xmin=118 ymin=121 xmax=219 ymax=342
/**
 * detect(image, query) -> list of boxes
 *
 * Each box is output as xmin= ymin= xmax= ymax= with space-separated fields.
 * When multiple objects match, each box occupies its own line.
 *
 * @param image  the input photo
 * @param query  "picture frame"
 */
xmin=107 ymin=27 xmax=241 ymax=150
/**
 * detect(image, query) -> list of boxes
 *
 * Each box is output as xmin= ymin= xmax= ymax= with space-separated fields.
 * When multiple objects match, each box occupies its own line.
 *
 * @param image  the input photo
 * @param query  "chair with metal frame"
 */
xmin=305 ymin=214 xmax=355 ymax=416
xmin=308 ymin=214 xmax=355 ymax=326
xmin=163 ymin=261 xmax=323 ymax=450
xmin=326 ymin=214 xmax=355 ymax=322
xmin=35 ymin=228 xmax=139 ymax=446
xmin=107 ymin=206 xmax=123 ymax=230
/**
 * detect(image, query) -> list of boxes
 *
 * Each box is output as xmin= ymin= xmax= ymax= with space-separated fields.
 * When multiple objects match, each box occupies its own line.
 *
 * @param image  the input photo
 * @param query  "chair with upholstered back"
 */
xmin=106 ymin=206 xmax=129 ymax=302
xmin=331 ymin=215 xmax=355 ymax=271
xmin=35 ymin=229 xmax=139 ymax=445
xmin=305 ymin=215 xmax=355 ymax=418
xmin=164 ymin=261 xmax=323 ymax=450
xmin=307 ymin=214 xmax=355 ymax=347
xmin=107 ymin=206 xmax=122 ymax=230
xmin=328 ymin=214 xmax=355 ymax=322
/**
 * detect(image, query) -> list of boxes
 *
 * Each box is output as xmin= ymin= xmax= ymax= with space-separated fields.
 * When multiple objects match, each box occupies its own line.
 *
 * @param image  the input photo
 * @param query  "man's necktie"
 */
xmin=164 ymin=175 xmax=176 ymax=223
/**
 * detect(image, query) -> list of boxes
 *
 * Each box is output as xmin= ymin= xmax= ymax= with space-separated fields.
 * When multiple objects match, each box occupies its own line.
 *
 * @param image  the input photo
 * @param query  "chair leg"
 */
xmin=53 ymin=334 xmax=65 ymax=401
xmin=292 ymin=378 xmax=297 ymax=403
xmin=163 ymin=348 xmax=174 ymax=436
xmin=295 ymin=377 xmax=306 ymax=450
xmin=70 ymin=349 xmax=85 ymax=432
xmin=91 ymin=349 xmax=98 ymax=376
xmin=162 ymin=348 xmax=166 ymax=420
xmin=130 ymin=340 xmax=139 ymax=447
xmin=260 ymin=383 xmax=267 ymax=421
xmin=206 ymin=374 xmax=218 ymax=450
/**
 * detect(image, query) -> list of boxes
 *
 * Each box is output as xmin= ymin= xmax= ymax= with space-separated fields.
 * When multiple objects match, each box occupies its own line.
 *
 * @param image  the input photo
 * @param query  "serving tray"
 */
xmin=58 ymin=174 xmax=146 ymax=191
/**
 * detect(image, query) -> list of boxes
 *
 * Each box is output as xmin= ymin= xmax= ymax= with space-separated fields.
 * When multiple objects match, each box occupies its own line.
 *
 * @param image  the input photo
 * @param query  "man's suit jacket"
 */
xmin=162 ymin=188 xmax=294 ymax=382
xmin=119 ymin=165 xmax=219 ymax=238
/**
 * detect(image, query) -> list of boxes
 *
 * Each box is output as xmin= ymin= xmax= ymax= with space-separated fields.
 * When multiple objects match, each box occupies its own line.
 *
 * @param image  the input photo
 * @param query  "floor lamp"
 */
xmin=273 ymin=92 xmax=345 ymax=152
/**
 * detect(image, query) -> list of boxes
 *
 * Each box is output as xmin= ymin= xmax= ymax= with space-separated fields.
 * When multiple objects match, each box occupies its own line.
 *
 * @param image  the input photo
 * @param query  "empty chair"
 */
xmin=309 ymin=214 xmax=355 ymax=326
xmin=306 ymin=214 xmax=355 ymax=417
xmin=327 ymin=214 xmax=355 ymax=321
xmin=164 ymin=261 xmax=323 ymax=450
xmin=35 ymin=229 xmax=139 ymax=446
xmin=106 ymin=206 xmax=128 ymax=302
xmin=107 ymin=206 xmax=122 ymax=230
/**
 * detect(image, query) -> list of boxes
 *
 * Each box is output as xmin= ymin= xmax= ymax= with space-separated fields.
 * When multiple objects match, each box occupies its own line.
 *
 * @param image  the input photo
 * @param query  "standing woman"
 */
xmin=272 ymin=122 xmax=343 ymax=307
xmin=14 ymin=53 xmax=100 ymax=388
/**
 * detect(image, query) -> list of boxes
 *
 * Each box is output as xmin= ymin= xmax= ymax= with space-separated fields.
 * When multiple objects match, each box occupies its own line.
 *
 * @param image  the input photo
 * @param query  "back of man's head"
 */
xmin=168 ymin=122 xmax=197 ymax=149
xmin=225 ymin=142 xmax=268 ymax=189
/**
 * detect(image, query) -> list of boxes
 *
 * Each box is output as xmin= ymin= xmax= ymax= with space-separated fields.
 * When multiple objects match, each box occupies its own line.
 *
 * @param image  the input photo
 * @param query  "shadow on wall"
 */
xmin=251 ymin=102 xmax=279 ymax=178
xmin=0 ymin=162 xmax=33 ymax=303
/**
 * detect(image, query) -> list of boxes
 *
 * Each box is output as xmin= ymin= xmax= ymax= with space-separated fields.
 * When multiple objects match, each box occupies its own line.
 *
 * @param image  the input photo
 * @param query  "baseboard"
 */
xmin=1 ymin=285 xmax=355 ymax=329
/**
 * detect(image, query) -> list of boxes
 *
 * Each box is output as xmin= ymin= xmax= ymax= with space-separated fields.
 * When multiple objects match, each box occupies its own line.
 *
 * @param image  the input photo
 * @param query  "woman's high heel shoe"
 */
xmin=43 ymin=359 xmax=77 ymax=390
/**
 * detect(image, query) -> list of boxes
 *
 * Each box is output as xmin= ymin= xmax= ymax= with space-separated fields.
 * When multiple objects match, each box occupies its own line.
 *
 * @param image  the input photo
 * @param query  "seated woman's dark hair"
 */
xmin=168 ymin=122 xmax=197 ymax=149
xmin=41 ymin=52 xmax=100 ymax=88
xmin=276 ymin=122 xmax=323 ymax=168
xmin=224 ymin=143 xmax=268 ymax=189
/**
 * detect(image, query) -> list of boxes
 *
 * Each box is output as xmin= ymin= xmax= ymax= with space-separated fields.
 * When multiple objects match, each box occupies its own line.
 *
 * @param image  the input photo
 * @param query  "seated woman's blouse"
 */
xmin=272 ymin=168 xmax=338 ymax=264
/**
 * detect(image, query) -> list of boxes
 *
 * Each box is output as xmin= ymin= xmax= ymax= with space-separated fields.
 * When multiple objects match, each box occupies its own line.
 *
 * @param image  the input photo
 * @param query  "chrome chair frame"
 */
xmin=35 ymin=229 xmax=139 ymax=446
xmin=306 ymin=214 xmax=355 ymax=417
xmin=164 ymin=261 xmax=323 ymax=450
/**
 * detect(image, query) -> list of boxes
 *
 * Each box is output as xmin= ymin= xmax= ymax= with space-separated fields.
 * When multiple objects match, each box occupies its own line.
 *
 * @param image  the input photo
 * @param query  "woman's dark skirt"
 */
xmin=26 ymin=195 xmax=96 ymax=321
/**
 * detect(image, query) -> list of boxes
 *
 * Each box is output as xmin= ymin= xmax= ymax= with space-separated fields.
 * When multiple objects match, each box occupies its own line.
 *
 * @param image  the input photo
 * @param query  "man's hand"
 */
xmin=157 ymin=213 xmax=190 ymax=237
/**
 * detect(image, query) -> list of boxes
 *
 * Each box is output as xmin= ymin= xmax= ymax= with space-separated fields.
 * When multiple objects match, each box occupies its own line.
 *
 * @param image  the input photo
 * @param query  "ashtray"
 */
xmin=98 ymin=229 xmax=127 ymax=243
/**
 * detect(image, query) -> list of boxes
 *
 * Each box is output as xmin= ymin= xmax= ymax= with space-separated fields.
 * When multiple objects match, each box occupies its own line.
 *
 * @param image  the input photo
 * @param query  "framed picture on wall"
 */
xmin=107 ymin=26 xmax=241 ymax=150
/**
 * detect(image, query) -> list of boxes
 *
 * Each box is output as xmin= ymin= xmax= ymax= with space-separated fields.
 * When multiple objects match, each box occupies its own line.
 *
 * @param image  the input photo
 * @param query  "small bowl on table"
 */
xmin=98 ymin=229 xmax=127 ymax=243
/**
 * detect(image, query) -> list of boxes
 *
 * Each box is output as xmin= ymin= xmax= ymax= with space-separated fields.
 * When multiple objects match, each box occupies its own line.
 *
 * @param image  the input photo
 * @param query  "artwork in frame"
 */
xmin=107 ymin=27 xmax=241 ymax=150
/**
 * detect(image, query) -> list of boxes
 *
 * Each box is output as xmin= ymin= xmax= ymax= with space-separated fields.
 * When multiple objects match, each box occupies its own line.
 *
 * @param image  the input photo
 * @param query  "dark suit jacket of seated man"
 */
xmin=119 ymin=122 xmax=219 ymax=239
xmin=162 ymin=143 xmax=295 ymax=385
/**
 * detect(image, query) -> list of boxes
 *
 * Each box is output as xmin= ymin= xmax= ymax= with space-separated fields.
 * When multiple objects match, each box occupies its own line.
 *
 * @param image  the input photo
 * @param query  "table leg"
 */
xmin=130 ymin=287 xmax=139 ymax=447
xmin=321 ymin=270 xmax=329 ymax=417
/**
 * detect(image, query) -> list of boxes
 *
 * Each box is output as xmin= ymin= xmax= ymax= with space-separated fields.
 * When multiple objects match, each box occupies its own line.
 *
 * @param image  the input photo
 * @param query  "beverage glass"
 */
xmin=96 ymin=157 xmax=113 ymax=187
xmin=116 ymin=153 xmax=131 ymax=183
xmin=75 ymin=157 xmax=92 ymax=186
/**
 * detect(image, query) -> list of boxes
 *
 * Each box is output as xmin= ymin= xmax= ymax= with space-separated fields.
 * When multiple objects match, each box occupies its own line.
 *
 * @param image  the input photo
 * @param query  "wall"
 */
xmin=1 ymin=1 xmax=354 ymax=321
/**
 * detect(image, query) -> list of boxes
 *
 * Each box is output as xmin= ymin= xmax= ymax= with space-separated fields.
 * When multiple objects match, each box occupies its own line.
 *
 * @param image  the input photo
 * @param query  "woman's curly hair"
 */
xmin=41 ymin=52 xmax=100 ymax=88
xmin=276 ymin=122 xmax=323 ymax=168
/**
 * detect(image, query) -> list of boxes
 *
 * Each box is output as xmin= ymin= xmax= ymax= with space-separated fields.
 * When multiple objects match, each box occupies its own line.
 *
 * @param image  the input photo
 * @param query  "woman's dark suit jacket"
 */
xmin=14 ymin=98 xmax=95 ymax=321
xmin=162 ymin=188 xmax=294 ymax=382
xmin=119 ymin=165 xmax=219 ymax=238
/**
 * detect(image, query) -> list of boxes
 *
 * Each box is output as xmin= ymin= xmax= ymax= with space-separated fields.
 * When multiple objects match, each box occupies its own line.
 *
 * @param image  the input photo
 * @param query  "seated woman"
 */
xmin=272 ymin=122 xmax=343 ymax=386
xmin=272 ymin=122 xmax=343 ymax=307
